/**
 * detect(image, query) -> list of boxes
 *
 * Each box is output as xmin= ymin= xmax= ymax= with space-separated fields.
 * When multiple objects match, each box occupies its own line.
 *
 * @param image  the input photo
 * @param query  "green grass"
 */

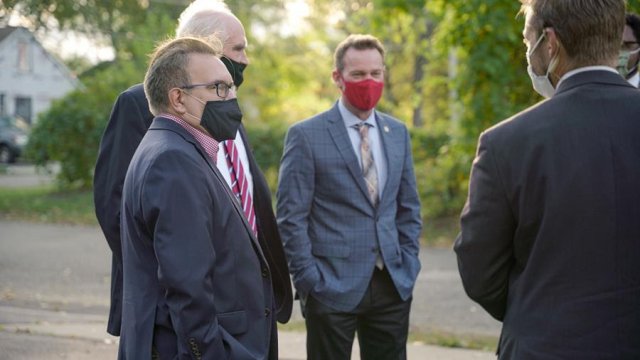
xmin=0 ymin=184 xmax=461 ymax=247
xmin=279 ymin=320 xmax=497 ymax=351
xmin=0 ymin=186 xmax=97 ymax=225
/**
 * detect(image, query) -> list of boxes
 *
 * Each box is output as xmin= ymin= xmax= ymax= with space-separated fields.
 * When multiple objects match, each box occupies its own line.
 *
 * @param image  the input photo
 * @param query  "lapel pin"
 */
xmin=384 ymin=125 xmax=390 ymax=133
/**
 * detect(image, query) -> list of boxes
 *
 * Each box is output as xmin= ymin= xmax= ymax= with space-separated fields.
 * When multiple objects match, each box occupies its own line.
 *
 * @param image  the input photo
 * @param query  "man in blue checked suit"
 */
xmin=277 ymin=34 xmax=422 ymax=360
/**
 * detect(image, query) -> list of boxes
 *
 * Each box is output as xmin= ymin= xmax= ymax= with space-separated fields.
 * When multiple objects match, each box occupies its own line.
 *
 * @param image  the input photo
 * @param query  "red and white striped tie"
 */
xmin=224 ymin=140 xmax=257 ymax=236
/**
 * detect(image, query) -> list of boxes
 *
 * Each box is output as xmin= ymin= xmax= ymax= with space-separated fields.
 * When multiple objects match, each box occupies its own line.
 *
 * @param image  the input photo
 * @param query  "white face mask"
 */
xmin=526 ymin=31 xmax=557 ymax=98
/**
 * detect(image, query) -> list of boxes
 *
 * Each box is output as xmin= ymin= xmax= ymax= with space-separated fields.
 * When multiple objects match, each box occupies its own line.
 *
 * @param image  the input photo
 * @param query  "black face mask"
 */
xmin=200 ymin=98 xmax=243 ymax=142
xmin=221 ymin=56 xmax=247 ymax=88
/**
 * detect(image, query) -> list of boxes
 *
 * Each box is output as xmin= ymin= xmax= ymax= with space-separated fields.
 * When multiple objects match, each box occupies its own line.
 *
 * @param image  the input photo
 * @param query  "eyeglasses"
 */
xmin=180 ymin=81 xmax=235 ymax=98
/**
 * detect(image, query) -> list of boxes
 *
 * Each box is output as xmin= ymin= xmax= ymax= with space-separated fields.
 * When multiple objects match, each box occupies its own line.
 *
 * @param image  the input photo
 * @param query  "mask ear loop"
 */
xmin=543 ymin=28 xmax=562 ymax=83
xmin=181 ymin=88 xmax=206 ymax=105
xmin=176 ymin=88 xmax=206 ymax=123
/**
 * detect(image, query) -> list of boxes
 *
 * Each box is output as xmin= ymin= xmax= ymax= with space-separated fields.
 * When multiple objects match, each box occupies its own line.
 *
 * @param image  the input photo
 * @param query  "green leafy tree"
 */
xmin=25 ymin=11 xmax=175 ymax=189
xmin=409 ymin=0 xmax=540 ymax=217
xmin=19 ymin=0 xmax=638 ymax=217
xmin=3 ymin=0 xmax=184 ymax=60
xmin=307 ymin=0 xmax=459 ymax=218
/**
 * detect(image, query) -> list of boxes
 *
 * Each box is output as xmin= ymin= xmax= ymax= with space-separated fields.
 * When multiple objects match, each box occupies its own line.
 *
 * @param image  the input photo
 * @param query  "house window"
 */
xmin=0 ymin=94 xmax=5 ymax=116
xmin=17 ymin=41 xmax=31 ymax=73
xmin=15 ymin=97 xmax=32 ymax=124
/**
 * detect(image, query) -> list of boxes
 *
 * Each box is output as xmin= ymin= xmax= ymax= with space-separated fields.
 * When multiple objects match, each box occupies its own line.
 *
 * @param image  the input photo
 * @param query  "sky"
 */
xmin=6 ymin=9 xmax=115 ymax=63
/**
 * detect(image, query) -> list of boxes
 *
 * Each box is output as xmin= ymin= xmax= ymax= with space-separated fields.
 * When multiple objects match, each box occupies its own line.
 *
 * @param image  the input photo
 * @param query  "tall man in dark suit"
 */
xmin=277 ymin=34 xmax=422 ymax=360
xmin=454 ymin=0 xmax=640 ymax=358
xmin=119 ymin=36 xmax=275 ymax=359
xmin=93 ymin=0 xmax=292 ymax=338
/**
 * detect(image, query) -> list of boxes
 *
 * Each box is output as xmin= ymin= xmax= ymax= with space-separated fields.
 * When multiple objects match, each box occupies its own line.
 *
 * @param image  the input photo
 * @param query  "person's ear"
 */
xmin=332 ymin=69 xmax=343 ymax=90
xmin=545 ymin=28 xmax=561 ymax=58
xmin=168 ymin=88 xmax=187 ymax=114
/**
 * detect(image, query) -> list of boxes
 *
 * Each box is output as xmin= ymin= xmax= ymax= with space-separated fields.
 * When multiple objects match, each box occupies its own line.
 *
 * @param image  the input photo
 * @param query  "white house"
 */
xmin=0 ymin=26 xmax=81 ymax=124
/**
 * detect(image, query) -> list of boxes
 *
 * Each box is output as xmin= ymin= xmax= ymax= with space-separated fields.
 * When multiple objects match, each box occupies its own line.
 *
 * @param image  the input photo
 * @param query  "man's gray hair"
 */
xmin=176 ymin=0 xmax=234 ymax=43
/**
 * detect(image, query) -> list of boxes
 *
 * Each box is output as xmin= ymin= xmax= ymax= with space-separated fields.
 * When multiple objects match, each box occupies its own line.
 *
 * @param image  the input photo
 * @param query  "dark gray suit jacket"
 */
xmin=455 ymin=70 xmax=640 ymax=359
xmin=119 ymin=117 xmax=275 ymax=359
xmin=93 ymin=84 xmax=292 ymax=336
xmin=277 ymin=104 xmax=422 ymax=311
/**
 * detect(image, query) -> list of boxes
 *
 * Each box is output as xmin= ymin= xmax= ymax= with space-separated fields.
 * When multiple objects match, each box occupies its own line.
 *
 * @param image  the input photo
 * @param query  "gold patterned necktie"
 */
xmin=355 ymin=122 xmax=378 ymax=206
xmin=355 ymin=122 xmax=384 ymax=269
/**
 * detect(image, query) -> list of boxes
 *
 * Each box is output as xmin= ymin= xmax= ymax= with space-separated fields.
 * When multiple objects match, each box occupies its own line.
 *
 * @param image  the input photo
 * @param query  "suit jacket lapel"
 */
xmin=326 ymin=104 xmax=377 ymax=207
xmin=196 ymin=138 xmax=268 ymax=261
xmin=154 ymin=118 xmax=267 ymax=261
xmin=376 ymin=112 xmax=401 ymax=204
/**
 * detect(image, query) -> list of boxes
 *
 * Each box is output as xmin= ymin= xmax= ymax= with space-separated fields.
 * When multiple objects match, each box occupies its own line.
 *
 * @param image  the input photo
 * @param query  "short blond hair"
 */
xmin=520 ymin=0 xmax=625 ymax=66
xmin=334 ymin=34 xmax=385 ymax=73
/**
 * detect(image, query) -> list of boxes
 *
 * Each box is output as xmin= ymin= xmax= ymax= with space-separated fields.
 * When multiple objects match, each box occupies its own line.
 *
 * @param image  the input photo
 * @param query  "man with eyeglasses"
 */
xmin=618 ymin=12 xmax=640 ymax=87
xmin=455 ymin=0 xmax=640 ymax=358
xmin=93 ymin=0 xmax=292 ymax=349
xmin=119 ymin=36 xmax=276 ymax=359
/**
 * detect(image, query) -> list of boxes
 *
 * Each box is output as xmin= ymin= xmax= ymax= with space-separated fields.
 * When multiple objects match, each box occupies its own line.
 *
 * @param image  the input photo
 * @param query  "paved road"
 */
xmin=0 ymin=220 xmax=501 ymax=336
xmin=0 ymin=165 xmax=499 ymax=358
xmin=0 ymin=220 xmax=500 ymax=359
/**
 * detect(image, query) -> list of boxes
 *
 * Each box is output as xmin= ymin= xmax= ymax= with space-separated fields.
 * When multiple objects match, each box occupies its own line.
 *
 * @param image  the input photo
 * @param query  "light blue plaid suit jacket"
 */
xmin=277 ymin=103 xmax=422 ymax=311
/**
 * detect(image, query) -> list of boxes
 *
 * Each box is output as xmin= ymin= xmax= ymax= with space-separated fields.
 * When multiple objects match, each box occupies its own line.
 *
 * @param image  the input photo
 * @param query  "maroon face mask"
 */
xmin=342 ymin=78 xmax=384 ymax=111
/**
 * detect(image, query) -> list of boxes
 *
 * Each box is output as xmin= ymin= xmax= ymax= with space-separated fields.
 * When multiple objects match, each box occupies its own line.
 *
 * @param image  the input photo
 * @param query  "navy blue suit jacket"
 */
xmin=277 ymin=104 xmax=422 ymax=311
xmin=119 ymin=117 xmax=275 ymax=359
xmin=455 ymin=70 xmax=640 ymax=359
xmin=93 ymin=84 xmax=292 ymax=336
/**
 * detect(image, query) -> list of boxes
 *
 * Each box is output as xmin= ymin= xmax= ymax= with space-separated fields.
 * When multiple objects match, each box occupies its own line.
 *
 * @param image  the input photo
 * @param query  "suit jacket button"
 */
xmin=265 ymin=308 xmax=271 ymax=317
xmin=262 ymin=268 xmax=268 ymax=277
xmin=371 ymin=246 xmax=378 ymax=253
xmin=188 ymin=338 xmax=201 ymax=359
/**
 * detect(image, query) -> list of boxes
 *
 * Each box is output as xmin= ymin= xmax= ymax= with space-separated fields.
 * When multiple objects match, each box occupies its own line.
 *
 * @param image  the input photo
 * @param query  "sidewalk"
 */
xmin=0 ymin=304 xmax=495 ymax=359
xmin=0 ymin=163 xmax=58 ymax=188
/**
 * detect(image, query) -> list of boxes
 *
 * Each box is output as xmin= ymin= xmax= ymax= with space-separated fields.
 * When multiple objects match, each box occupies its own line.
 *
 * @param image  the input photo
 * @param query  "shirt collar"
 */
xmin=627 ymin=71 xmax=640 ymax=87
xmin=557 ymin=66 xmax=618 ymax=88
xmin=338 ymin=98 xmax=377 ymax=129
xmin=160 ymin=113 xmax=219 ymax=161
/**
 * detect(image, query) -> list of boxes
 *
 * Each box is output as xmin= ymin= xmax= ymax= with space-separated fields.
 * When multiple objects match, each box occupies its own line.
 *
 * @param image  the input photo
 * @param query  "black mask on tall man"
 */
xmin=221 ymin=56 xmax=247 ymax=88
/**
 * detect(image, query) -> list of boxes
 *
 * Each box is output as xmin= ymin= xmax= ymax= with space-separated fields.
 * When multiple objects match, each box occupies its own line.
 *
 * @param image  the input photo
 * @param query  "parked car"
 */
xmin=0 ymin=116 xmax=29 ymax=164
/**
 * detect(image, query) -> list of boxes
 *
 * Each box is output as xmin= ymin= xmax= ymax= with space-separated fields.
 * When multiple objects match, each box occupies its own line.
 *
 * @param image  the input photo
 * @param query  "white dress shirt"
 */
xmin=216 ymin=130 xmax=254 ymax=200
xmin=338 ymin=99 xmax=387 ymax=200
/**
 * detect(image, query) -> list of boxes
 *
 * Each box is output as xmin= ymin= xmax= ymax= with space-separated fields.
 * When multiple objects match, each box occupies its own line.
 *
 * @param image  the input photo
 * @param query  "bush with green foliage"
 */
xmin=25 ymin=60 xmax=144 ymax=189
xmin=24 ymin=11 xmax=174 ymax=189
